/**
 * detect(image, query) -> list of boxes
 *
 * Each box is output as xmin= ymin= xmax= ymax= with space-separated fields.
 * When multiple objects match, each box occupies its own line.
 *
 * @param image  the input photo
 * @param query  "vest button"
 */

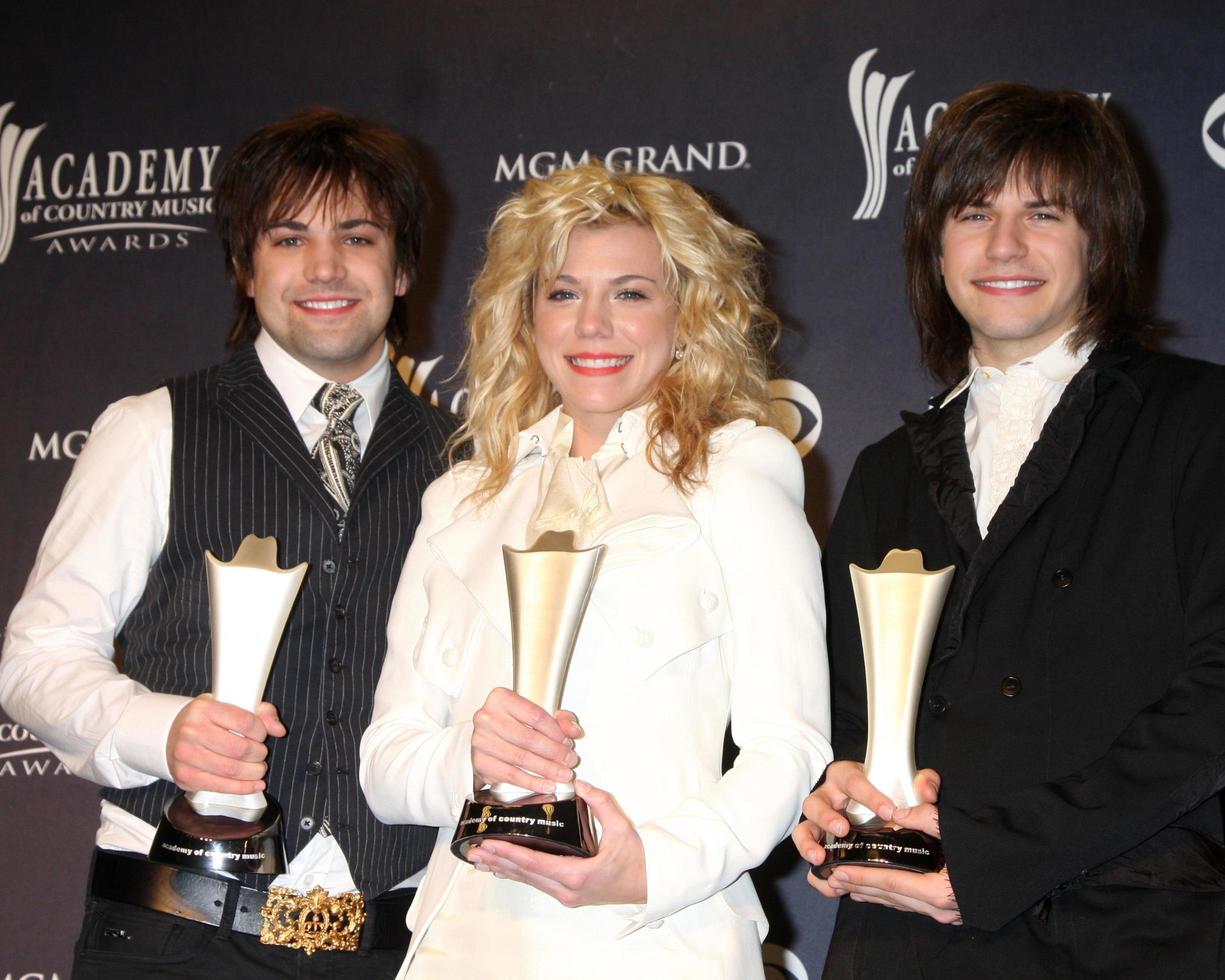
xmin=927 ymin=694 xmax=949 ymax=716
xmin=325 ymin=710 xmax=339 ymax=725
xmin=328 ymin=658 xmax=344 ymax=673
xmin=322 ymin=559 xmax=337 ymax=574
xmin=334 ymin=604 xmax=347 ymax=619
xmin=1052 ymin=568 xmax=1074 ymax=588
xmin=1000 ymin=676 xmax=1022 ymax=697
xmin=305 ymin=761 xmax=322 ymax=775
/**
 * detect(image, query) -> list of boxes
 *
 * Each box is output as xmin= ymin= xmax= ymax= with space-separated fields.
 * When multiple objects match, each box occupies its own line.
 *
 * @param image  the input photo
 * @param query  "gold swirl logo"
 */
xmin=478 ymin=805 xmax=493 ymax=833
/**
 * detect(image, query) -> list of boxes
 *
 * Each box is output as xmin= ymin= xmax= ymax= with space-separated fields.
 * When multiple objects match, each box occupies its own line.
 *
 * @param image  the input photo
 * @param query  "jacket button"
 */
xmin=305 ymin=761 xmax=322 ymax=775
xmin=1052 ymin=568 xmax=1073 ymax=588
xmin=700 ymin=590 xmax=720 ymax=612
xmin=300 ymin=817 xmax=315 ymax=831
xmin=632 ymin=626 xmax=654 ymax=648
xmin=325 ymin=710 xmax=339 ymax=725
xmin=927 ymin=694 xmax=949 ymax=716
xmin=334 ymin=604 xmax=347 ymax=619
xmin=322 ymin=559 xmax=337 ymax=574
xmin=328 ymin=658 xmax=344 ymax=673
xmin=1000 ymin=676 xmax=1022 ymax=697
xmin=441 ymin=646 xmax=459 ymax=666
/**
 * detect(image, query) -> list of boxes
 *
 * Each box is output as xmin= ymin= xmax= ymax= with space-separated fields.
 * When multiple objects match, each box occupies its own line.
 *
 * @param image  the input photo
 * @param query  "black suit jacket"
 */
xmin=823 ymin=342 xmax=1225 ymax=973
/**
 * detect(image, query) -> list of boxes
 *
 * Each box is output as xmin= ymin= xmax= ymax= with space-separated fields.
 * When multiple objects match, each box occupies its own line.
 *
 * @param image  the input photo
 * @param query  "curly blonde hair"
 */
xmin=453 ymin=161 xmax=780 ymax=502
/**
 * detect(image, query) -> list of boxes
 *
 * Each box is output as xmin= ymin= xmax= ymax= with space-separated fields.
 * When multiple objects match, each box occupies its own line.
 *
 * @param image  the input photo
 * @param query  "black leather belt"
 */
xmin=88 ymin=849 xmax=414 ymax=950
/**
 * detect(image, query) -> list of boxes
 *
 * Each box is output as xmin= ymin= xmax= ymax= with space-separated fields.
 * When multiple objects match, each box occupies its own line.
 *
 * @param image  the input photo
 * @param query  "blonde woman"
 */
xmin=361 ymin=162 xmax=830 ymax=979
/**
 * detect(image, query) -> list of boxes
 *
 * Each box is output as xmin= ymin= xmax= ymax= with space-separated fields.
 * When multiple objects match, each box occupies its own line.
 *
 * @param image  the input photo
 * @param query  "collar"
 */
xmin=514 ymin=403 xmax=654 ymax=467
xmin=254 ymin=329 xmax=390 ymax=426
xmin=939 ymin=331 xmax=1094 ymax=409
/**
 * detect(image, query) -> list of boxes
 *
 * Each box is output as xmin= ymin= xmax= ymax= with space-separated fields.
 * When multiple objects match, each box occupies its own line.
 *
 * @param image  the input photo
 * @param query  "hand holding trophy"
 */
xmin=813 ymin=548 xmax=953 ymax=878
xmin=150 ymin=534 xmax=307 ymax=874
xmin=451 ymin=529 xmax=604 ymax=861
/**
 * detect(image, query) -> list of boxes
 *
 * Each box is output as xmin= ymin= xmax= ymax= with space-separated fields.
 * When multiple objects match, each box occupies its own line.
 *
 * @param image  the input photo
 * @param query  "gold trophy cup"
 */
xmin=451 ymin=529 xmax=603 ymax=861
xmin=150 ymin=534 xmax=307 ymax=874
xmin=814 ymin=548 xmax=953 ymax=877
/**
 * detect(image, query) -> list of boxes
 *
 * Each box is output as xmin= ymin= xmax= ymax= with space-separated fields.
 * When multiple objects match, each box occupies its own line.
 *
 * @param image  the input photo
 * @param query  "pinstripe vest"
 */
xmin=104 ymin=344 xmax=454 ymax=895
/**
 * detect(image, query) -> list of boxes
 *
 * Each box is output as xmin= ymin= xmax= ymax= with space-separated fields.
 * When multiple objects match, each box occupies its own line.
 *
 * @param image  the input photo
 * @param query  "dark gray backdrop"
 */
xmin=3 ymin=3 xmax=1224 ymax=977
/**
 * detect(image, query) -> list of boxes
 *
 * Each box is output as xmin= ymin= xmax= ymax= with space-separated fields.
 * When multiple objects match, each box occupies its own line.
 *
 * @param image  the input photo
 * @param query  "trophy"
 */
xmin=813 ymin=548 xmax=953 ymax=878
xmin=451 ymin=529 xmax=604 ymax=861
xmin=150 ymin=534 xmax=308 ymax=874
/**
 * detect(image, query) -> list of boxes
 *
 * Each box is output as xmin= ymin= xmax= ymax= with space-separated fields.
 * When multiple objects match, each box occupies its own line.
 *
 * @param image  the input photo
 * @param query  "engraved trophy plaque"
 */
xmin=150 ymin=534 xmax=308 ymax=874
xmin=451 ymin=529 xmax=604 ymax=862
xmin=814 ymin=548 xmax=954 ymax=878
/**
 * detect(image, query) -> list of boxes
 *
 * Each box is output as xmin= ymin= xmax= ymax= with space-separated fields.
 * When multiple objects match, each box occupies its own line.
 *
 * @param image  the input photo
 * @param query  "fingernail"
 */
xmin=565 ymin=751 xmax=580 ymax=767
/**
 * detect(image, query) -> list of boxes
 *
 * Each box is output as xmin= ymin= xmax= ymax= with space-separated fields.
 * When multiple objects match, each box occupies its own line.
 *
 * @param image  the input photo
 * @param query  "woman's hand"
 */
xmin=467 ymin=780 xmax=648 ymax=906
xmin=470 ymin=686 xmax=582 ymax=795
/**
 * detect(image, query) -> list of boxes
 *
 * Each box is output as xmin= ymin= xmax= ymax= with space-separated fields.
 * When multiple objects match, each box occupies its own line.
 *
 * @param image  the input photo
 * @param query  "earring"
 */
xmin=672 ymin=345 xmax=686 ymax=362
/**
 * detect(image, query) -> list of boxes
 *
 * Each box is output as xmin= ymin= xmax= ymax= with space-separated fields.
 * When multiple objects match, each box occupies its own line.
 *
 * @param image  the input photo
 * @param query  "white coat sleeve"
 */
xmin=628 ymin=424 xmax=832 ymax=929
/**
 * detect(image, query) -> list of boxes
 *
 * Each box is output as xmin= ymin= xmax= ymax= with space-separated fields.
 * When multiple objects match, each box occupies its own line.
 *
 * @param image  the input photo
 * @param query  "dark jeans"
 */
xmin=72 ymin=897 xmax=406 ymax=980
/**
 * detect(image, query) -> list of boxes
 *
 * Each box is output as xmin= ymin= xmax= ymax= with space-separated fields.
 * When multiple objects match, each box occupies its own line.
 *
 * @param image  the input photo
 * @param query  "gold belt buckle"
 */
xmin=259 ymin=885 xmax=367 ymax=955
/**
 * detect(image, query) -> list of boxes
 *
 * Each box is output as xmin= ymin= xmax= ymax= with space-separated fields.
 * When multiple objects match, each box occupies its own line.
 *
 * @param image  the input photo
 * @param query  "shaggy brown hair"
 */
xmin=904 ymin=82 xmax=1145 ymax=385
xmin=213 ymin=107 xmax=427 ymax=351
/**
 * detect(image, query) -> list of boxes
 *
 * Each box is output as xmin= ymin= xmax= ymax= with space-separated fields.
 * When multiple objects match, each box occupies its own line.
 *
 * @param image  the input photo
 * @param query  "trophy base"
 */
xmin=812 ymin=817 xmax=943 ymax=879
xmin=149 ymin=793 xmax=287 ymax=874
xmin=451 ymin=791 xmax=597 ymax=863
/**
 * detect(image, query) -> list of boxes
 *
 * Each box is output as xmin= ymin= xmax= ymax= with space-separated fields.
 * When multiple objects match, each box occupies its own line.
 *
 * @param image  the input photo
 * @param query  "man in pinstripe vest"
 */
xmin=0 ymin=108 xmax=456 ymax=978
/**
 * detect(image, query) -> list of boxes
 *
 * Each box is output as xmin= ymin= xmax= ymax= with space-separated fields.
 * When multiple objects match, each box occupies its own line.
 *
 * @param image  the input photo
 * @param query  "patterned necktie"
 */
xmin=311 ymin=383 xmax=363 ymax=510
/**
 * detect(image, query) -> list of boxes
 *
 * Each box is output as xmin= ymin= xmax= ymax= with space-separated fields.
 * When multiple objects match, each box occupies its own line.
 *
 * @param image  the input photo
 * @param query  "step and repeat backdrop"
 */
xmin=3 ymin=2 xmax=1223 ymax=977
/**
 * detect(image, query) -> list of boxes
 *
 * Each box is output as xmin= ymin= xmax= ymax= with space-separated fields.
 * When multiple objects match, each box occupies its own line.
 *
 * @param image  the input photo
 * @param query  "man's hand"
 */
xmin=467 ymin=780 xmax=647 ymax=907
xmin=792 ymin=760 xmax=910 ymax=867
xmin=471 ymin=687 xmax=582 ymax=795
xmin=824 ymin=801 xmax=960 ymax=925
xmin=166 ymin=694 xmax=286 ymax=794
xmin=791 ymin=763 xmax=958 ymax=924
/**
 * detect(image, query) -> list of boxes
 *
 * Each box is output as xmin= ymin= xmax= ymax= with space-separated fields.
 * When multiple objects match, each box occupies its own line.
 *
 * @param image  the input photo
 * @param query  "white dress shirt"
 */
xmin=940 ymin=332 xmax=1093 ymax=538
xmin=0 ymin=330 xmax=407 ymax=894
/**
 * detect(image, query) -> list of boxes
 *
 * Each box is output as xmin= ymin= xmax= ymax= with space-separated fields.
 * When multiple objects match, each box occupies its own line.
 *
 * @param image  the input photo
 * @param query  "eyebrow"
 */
xmin=553 ymin=273 xmax=659 ymax=284
xmin=265 ymin=217 xmax=386 ymax=232
xmin=960 ymin=196 xmax=1062 ymax=210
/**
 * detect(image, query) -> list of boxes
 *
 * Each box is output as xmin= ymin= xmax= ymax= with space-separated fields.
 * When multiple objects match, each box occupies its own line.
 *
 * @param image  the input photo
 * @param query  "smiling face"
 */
xmin=244 ymin=189 xmax=408 ymax=382
xmin=940 ymin=176 xmax=1090 ymax=370
xmin=532 ymin=222 xmax=679 ymax=458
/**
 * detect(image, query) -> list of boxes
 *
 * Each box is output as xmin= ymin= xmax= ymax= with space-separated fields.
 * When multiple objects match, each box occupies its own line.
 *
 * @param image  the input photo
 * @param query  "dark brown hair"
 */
xmin=904 ymin=82 xmax=1145 ymax=385
xmin=213 ymin=107 xmax=427 ymax=351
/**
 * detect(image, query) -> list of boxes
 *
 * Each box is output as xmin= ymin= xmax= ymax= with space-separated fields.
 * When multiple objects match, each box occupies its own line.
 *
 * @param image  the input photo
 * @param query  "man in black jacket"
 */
xmin=1 ymin=108 xmax=455 ymax=978
xmin=794 ymin=83 xmax=1225 ymax=977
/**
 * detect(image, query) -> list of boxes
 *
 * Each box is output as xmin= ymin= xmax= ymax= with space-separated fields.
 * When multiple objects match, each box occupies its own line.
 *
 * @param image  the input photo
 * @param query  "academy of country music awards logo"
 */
xmin=0 ymin=101 xmax=219 ymax=266
xmin=1204 ymin=91 xmax=1225 ymax=170
xmin=847 ymin=49 xmax=1113 ymax=220
xmin=0 ymin=721 xmax=65 ymax=778
xmin=0 ymin=972 xmax=64 ymax=980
